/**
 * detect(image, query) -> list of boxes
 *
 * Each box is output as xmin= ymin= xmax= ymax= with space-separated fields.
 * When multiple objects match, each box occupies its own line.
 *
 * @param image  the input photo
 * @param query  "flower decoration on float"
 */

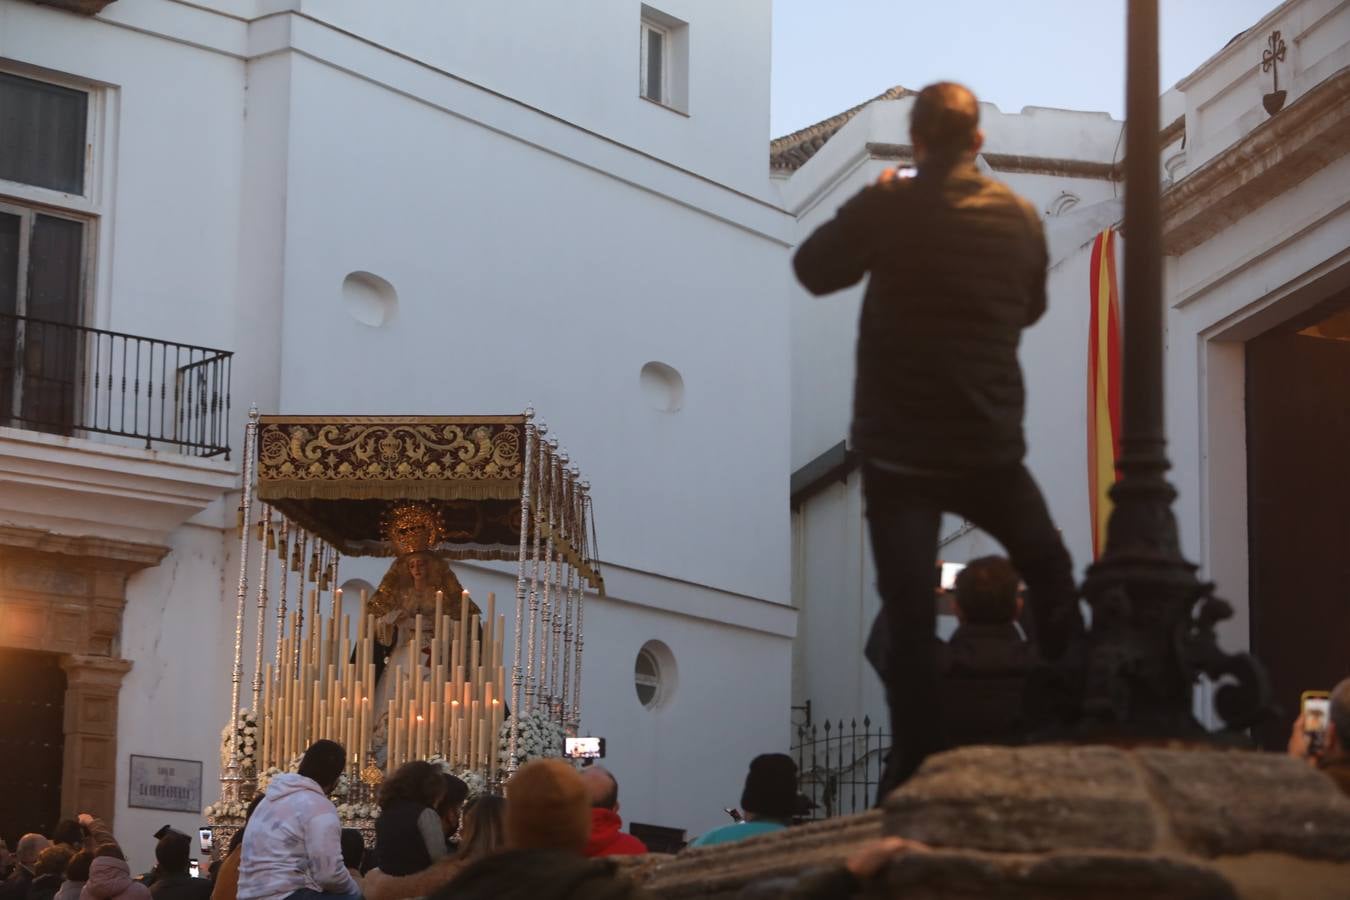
xmin=203 ymin=799 xmax=248 ymax=821
xmin=498 ymin=711 xmax=564 ymax=768
xmin=219 ymin=709 xmax=260 ymax=772
xmin=427 ymin=754 xmax=488 ymax=801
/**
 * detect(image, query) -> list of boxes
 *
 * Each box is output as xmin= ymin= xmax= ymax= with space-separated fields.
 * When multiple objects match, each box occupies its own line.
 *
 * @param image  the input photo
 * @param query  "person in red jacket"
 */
xmin=579 ymin=767 xmax=647 ymax=858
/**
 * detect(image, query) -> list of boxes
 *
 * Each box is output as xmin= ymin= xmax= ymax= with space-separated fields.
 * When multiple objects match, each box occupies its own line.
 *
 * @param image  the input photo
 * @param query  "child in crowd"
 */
xmin=373 ymin=761 xmax=447 ymax=875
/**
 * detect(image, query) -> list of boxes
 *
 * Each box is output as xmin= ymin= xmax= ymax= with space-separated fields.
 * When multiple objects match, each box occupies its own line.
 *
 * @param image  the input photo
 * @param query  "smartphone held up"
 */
xmin=1302 ymin=691 xmax=1331 ymax=755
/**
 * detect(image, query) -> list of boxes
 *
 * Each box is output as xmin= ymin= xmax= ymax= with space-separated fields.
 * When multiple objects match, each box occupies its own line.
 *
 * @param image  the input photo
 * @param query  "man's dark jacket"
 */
xmin=793 ymin=162 xmax=1048 ymax=469
xmin=867 ymin=616 xmax=1039 ymax=748
xmin=0 ymin=867 xmax=34 ymax=900
xmin=939 ymin=623 xmax=1039 ymax=747
xmin=25 ymin=873 xmax=62 ymax=900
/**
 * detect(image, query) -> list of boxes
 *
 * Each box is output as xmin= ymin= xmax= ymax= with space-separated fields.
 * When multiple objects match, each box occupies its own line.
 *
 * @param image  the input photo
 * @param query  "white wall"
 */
xmin=116 ymin=520 xmax=236 ymax=874
xmin=277 ymin=52 xmax=791 ymax=603
xmin=293 ymin=0 xmax=775 ymax=199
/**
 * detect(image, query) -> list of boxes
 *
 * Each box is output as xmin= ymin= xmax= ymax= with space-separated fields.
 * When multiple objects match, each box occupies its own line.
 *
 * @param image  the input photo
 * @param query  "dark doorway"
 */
xmin=0 ymin=648 xmax=66 ymax=848
xmin=1246 ymin=291 xmax=1350 ymax=749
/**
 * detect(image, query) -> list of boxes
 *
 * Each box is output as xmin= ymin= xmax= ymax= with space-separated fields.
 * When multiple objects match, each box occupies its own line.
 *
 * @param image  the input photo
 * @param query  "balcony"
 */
xmin=1 ymin=312 xmax=232 ymax=458
xmin=0 ymin=313 xmax=237 ymax=549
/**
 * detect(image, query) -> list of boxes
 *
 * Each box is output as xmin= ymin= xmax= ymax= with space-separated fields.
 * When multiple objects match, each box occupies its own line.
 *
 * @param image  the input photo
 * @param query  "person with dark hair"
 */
xmin=50 ymin=823 xmax=84 ymax=854
xmin=238 ymin=740 xmax=359 ymax=900
xmin=374 ymin=761 xmax=446 ymax=876
xmin=27 ymin=846 xmax=73 ymax=900
xmin=580 ymin=766 xmax=646 ymax=858
xmin=56 ymin=850 xmax=93 ymax=900
xmin=74 ymin=818 xmax=117 ymax=858
xmin=147 ymin=833 xmax=211 ymax=900
xmin=81 ymin=846 xmax=149 ymax=900
xmin=793 ymin=80 xmax=1083 ymax=798
xmin=940 ymin=556 xmax=1040 ymax=748
xmin=434 ymin=775 xmax=468 ymax=854
xmin=690 ymin=754 xmax=798 ymax=847
xmin=423 ymin=760 xmax=646 ymax=900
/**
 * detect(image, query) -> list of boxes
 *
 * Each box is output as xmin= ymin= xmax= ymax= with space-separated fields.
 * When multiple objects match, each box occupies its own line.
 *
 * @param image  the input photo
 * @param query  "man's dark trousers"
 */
xmin=866 ymin=460 xmax=1080 ymax=799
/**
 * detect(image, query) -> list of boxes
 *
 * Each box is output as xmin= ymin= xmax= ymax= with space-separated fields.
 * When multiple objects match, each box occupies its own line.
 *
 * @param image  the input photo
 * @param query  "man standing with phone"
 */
xmin=794 ymin=81 xmax=1084 ymax=797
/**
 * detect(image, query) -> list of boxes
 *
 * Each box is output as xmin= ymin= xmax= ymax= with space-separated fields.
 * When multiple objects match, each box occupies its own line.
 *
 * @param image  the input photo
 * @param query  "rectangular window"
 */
xmin=639 ymin=6 xmax=688 ymax=113
xmin=0 ymin=71 xmax=89 ymax=194
xmin=0 ymin=202 xmax=87 ymax=431
xmin=642 ymin=24 xmax=666 ymax=104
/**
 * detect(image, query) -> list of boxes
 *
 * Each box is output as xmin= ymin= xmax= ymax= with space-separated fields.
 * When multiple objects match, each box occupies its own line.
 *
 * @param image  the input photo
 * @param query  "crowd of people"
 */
xmin=0 ymin=739 xmax=929 ymax=900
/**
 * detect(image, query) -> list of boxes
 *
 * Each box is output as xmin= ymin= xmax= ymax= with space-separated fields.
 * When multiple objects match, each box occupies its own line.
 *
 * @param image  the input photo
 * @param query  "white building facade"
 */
xmin=0 ymin=0 xmax=794 ymax=867
xmin=786 ymin=0 xmax=1349 ymax=757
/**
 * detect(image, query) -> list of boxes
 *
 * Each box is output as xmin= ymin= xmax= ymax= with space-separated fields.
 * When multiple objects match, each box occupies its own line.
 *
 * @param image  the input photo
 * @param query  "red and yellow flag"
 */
xmin=1087 ymin=228 xmax=1122 ymax=559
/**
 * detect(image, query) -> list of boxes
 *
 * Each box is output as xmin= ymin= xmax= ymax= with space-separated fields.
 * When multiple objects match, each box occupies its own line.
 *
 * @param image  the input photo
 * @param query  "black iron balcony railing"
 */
xmin=0 ymin=312 xmax=233 ymax=458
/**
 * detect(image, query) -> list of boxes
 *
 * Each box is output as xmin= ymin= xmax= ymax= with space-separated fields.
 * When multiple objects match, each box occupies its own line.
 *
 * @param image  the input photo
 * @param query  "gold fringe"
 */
xmin=256 ymin=479 xmax=522 ymax=502
xmin=258 ymin=414 xmax=526 ymax=426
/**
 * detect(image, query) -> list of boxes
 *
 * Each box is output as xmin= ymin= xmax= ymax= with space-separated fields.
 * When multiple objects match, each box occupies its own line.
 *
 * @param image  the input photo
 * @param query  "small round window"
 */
xmin=634 ymin=641 xmax=677 ymax=709
xmin=635 ymin=648 xmax=661 ymax=708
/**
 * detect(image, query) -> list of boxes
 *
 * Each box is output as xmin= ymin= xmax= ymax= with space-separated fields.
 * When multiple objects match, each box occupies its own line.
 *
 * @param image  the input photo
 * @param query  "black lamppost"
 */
xmin=1074 ymin=0 xmax=1270 ymax=736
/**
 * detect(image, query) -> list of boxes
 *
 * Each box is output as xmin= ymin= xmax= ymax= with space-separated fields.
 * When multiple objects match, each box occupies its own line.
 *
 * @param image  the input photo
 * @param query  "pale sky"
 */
xmin=771 ymin=0 xmax=1279 ymax=137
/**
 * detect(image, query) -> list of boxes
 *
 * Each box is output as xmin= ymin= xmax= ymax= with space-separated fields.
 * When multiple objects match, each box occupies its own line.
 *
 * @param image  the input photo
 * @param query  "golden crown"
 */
xmin=379 ymin=501 xmax=445 ymax=556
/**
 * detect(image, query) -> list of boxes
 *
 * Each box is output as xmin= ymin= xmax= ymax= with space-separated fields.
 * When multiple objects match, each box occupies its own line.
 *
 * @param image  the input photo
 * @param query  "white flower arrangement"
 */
xmin=219 ymin=709 xmax=260 ymax=770
xmin=455 ymin=769 xmax=487 ymax=801
xmin=498 ymin=710 xmax=564 ymax=768
xmin=426 ymin=755 xmax=487 ymax=801
xmin=255 ymin=754 xmax=301 ymax=794
xmin=335 ymin=801 xmax=379 ymax=821
xmin=203 ymin=799 xmax=248 ymax=821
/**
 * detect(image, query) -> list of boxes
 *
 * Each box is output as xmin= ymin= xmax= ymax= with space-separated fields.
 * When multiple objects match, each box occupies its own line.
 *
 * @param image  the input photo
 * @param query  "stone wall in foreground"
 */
xmin=629 ymin=745 xmax=1350 ymax=899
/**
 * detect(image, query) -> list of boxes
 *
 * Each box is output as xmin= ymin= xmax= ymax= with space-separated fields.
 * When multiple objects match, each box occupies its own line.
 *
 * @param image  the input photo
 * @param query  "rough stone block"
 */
xmin=885 ymin=746 xmax=1157 ymax=853
xmin=880 ymin=850 xmax=1237 ymax=900
xmin=1136 ymin=748 xmax=1350 ymax=861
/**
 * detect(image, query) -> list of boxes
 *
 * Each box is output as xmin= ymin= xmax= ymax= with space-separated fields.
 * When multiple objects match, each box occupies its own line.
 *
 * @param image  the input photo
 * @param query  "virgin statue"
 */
xmin=368 ymin=501 xmax=481 ymax=764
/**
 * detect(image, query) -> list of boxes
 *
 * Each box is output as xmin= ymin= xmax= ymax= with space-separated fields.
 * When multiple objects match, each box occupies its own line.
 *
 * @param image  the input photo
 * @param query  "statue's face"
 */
xmin=408 ymin=554 xmax=429 ymax=586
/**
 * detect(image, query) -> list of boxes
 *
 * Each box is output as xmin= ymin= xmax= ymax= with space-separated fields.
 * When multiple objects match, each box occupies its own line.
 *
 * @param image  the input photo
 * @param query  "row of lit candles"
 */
xmin=257 ymin=589 xmax=505 ymax=778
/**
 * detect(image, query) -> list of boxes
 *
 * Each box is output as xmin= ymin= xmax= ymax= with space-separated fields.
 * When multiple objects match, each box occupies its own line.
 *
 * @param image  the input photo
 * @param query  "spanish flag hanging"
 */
xmin=1087 ymin=227 xmax=1122 ymax=559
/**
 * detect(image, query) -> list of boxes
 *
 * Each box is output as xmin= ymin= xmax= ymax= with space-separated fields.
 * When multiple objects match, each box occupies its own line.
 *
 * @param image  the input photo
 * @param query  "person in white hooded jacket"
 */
xmin=238 ymin=741 xmax=360 ymax=900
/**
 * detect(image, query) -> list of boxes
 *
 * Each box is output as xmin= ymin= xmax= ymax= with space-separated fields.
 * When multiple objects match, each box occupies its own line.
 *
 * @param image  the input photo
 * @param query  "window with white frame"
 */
xmin=640 ymin=20 xmax=669 ymax=104
xmin=0 ymin=69 xmax=96 ymax=430
xmin=639 ymin=5 xmax=689 ymax=113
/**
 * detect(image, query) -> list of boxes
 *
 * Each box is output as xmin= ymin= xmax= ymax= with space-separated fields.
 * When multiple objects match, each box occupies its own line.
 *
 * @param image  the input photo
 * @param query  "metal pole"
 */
xmin=1074 ymin=0 xmax=1270 ymax=735
xmin=507 ymin=407 xmax=536 ymax=774
xmin=224 ymin=406 xmax=260 ymax=800
xmin=1121 ymin=0 xmax=1163 ymax=458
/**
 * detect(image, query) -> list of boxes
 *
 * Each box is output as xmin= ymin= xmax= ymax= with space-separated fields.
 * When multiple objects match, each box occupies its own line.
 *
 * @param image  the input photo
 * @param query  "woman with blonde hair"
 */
xmin=455 ymin=796 xmax=506 ymax=863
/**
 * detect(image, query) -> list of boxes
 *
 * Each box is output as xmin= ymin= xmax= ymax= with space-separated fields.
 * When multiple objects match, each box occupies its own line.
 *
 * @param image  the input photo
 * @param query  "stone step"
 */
xmin=629 ymin=745 xmax=1350 ymax=899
